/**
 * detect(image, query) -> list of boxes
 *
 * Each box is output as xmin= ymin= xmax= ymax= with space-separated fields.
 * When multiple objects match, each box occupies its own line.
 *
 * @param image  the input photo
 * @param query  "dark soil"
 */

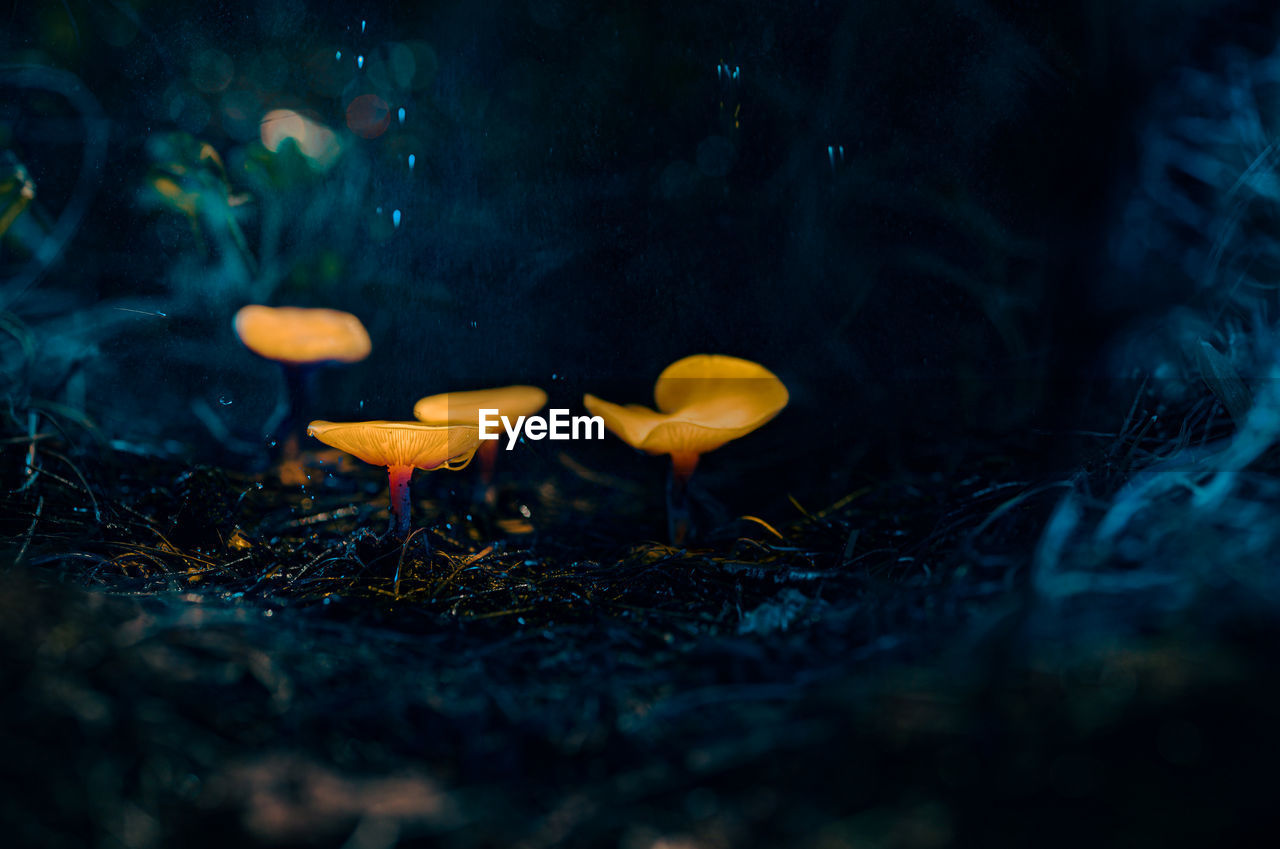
xmin=4 ymin=406 xmax=1279 ymax=849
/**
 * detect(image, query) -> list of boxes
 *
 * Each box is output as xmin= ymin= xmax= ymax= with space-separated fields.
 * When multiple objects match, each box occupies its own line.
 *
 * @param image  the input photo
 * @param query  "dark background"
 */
xmin=0 ymin=0 xmax=1271 ymax=501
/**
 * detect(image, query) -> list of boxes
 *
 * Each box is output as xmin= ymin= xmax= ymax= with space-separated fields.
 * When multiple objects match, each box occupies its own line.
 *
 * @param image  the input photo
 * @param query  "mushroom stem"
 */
xmin=477 ymin=440 xmax=499 ymax=485
xmin=474 ymin=440 xmax=499 ymax=506
xmin=270 ymin=365 xmax=316 ymax=460
xmin=387 ymin=464 xmax=414 ymax=537
xmin=667 ymin=452 xmax=700 ymax=545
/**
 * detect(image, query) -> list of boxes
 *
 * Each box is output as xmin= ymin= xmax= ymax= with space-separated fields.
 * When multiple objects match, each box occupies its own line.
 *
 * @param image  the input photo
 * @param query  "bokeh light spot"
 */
xmin=261 ymin=109 xmax=342 ymax=169
xmin=387 ymin=43 xmax=417 ymax=88
xmin=261 ymin=109 xmax=306 ymax=150
xmin=403 ymin=41 xmax=439 ymax=90
xmin=346 ymin=94 xmax=391 ymax=140
xmin=170 ymin=91 xmax=211 ymax=134
xmin=191 ymin=49 xmax=235 ymax=94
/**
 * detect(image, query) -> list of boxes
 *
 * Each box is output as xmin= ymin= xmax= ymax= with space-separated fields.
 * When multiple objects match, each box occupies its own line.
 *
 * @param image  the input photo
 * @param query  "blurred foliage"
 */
xmin=142 ymin=132 xmax=252 ymax=267
xmin=0 ymin=152 xmax=36 ymax=239
xmin=1109 ymin=9 xmax=1280 ymax=423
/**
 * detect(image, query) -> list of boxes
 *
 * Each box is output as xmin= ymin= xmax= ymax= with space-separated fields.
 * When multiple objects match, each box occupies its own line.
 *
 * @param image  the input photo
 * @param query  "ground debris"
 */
xmin=5 ymin=414 xmax=1279 ymax=847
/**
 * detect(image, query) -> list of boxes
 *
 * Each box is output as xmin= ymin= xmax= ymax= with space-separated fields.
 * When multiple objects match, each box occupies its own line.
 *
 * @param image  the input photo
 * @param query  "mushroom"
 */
xmin=584 ymin=354 xmax=788 ymax=543
xmin=233 ymin=305 xmax=371 ymax=466
xmin=413 ymin=385 xmax=547 ymax=502
xmin=307 ymin=420 xmax=481 ymax=537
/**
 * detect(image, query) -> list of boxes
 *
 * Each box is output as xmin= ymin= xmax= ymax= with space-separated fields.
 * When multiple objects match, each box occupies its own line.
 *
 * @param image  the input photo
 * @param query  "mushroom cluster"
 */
xmin=231 ymin=304 xmax=788 ymax=544
xmin=304 ymin=386 xmax=551 ymax=537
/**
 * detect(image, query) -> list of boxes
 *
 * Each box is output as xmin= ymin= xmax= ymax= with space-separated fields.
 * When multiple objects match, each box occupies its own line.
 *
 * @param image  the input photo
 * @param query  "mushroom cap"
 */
xmin=584 ymin=354 xmax=788 ymax=456
xmin=307 ymin=420 xmax=481 ymax=471
xmin=234 ymin=305 xmax=371 ymax=366
xmin=413 ymin=385 xmax=548 ymax=426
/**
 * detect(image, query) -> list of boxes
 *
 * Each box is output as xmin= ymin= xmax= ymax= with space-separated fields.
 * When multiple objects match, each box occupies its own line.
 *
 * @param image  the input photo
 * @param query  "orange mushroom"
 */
xmin=584 ymin=354 xmax=788 ymax=543
xmin=413 ymin=385 xmax=547 ymax=499
xmin=307 ymin=420 xmax=481 ymax=537
xmin=234 ymin=305 xmax=371 ymax=463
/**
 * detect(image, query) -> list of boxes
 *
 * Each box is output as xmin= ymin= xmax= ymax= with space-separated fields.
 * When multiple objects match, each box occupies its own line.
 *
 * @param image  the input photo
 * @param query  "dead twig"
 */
xmin=14 ymin=494 xmax=43 ymax=564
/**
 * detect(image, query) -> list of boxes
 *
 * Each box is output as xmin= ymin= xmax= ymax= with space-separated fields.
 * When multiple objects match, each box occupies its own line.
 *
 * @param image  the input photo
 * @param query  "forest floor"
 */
xmin=3 ymin=411 xmax=1279 ymax=849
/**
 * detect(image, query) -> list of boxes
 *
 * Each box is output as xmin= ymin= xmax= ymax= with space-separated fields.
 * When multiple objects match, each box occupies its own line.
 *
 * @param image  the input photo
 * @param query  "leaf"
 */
xmin=0 ymin=152 xmax=36 ymax=239
xmin=1195 ymin=338 xmax=1252 ymax=424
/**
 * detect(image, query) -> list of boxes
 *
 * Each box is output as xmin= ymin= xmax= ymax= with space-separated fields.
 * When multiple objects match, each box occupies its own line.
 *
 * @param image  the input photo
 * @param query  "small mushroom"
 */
xmin=307 ymin=420 xmax=481 ymax=537
xmin=234 ymin=305 xmax=371 ymax=466
xmin=584 ymin=354 xmax=788 ymax=543
xmin=413 ymin=385 xmax=547 ymax=502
